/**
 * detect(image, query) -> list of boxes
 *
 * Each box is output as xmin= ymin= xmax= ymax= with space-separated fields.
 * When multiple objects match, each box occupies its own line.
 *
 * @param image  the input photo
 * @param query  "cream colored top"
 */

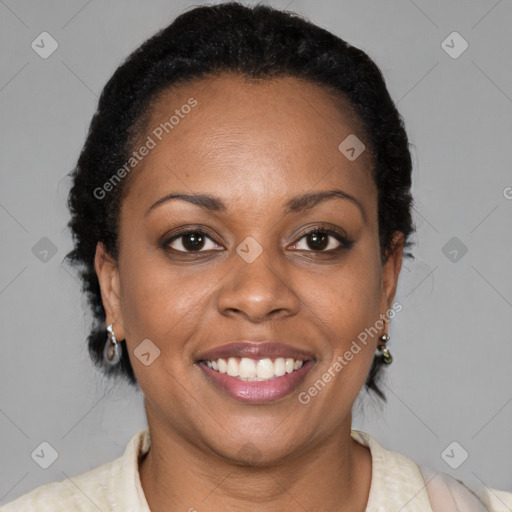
xmin=2 ymin=428 xmax=511 ymax=511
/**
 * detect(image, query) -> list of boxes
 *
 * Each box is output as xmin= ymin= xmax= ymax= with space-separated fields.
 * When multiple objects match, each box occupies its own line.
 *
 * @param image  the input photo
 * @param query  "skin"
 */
xmin=95 ymin=73 xmax=404 ymax=512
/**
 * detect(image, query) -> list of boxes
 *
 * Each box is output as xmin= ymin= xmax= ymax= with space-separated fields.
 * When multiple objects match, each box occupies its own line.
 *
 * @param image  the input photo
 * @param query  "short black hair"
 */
xmin=65 ymin=1 xmax=415 ymax=402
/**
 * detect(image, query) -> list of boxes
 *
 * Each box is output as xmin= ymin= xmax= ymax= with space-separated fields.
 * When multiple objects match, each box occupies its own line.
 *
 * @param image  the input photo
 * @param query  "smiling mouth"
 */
xmin=199 ymin=356 xmax=307 ymax=382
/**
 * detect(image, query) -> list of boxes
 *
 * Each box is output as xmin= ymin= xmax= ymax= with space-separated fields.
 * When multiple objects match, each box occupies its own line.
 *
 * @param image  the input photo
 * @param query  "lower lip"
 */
xmin=198 ymin=360 xmax=315 ymax=403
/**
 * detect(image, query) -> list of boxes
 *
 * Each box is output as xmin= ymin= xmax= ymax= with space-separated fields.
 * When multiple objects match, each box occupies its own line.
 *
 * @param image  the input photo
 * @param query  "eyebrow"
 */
xmin=145 ymin=188 xmax=366 ymax=221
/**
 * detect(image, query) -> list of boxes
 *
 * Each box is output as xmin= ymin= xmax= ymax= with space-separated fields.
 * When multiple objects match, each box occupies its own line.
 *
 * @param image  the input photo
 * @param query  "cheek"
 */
xmin=303 ymin=252 xmax=382 ymax=392
xmin=117 ymin=256 xmax=208 ymax=400
xmin=118 ymin=247 xmax=217 ymax=356
xmin=307 ymin=252 xmax=383 ymax=342
xmin=293 ymin=268 xmax=382 ymax=423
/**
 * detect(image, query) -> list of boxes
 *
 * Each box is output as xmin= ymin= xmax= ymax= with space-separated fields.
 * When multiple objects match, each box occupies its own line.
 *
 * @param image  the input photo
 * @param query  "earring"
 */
xmin=104 ymin=323 xmax=123 ymax=366
xmin=377 ymin=333 xmax=393 ymax=364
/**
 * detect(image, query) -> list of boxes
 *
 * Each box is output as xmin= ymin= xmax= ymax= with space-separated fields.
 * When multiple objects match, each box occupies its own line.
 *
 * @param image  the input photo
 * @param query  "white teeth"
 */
xmin=227 ymin=358 xmax=238 ymax=377
xmin=204 ymin=356 xmax=306 ymax=381
xmin=256 ymin=358 xmax=274 ymax=379
xmin=218 ymin=358 xmax=228 ymax=374
xmin=239 ymin=357 xmax=257 ymax=378
xmin=274 ymin=357 xmax=286 ymax=377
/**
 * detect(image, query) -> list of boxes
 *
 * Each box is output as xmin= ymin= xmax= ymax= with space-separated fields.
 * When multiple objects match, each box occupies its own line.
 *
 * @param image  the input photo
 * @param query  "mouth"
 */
xmin=195 ymin=342 xmax=316 ymax=403
xmin=201 ymin=356 xmax=306 ymax=381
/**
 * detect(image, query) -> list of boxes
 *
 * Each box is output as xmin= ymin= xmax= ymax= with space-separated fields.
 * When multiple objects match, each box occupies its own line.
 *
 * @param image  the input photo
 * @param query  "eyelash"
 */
xmin=163 ymin=226 xmax=354 ymax=255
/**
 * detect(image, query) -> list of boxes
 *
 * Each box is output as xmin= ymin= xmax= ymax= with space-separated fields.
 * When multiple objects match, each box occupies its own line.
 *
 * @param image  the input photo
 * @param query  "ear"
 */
xmin=94 ymin=241 xmax=126 ymax=340
xmin=379 ymin=231 xmax=405 ymax=314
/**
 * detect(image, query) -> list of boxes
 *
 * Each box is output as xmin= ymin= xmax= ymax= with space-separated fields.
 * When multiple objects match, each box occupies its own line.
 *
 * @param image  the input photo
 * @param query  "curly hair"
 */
xmin=64 ymin=1 xmax=415 ymax=402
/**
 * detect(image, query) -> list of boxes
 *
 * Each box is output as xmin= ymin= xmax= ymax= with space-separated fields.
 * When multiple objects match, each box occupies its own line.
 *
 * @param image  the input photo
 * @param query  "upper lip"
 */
xmin=196 ymin=341 xmax=315 ymax=362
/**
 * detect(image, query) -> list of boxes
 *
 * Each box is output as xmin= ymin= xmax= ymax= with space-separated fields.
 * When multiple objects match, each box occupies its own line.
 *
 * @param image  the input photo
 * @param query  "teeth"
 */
xmin=218 ymin=358 xmax=228 ymax=374
xmin=256 ymin=358 xmax=274 ymax=379
xmin=205 ymin=357 xmax=305 ymax=381
xmin=239 ymin=358 xmax=257 ymax=379
xmin=274 ymin=358 xmax=286 ymax=376
xmin=227 ymin=358 xmax=238 ymax=377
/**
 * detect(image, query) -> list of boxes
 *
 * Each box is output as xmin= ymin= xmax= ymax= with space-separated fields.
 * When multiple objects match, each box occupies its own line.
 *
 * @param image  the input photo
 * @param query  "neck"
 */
xmin=139 ymin=415 xmax=372 ymax=512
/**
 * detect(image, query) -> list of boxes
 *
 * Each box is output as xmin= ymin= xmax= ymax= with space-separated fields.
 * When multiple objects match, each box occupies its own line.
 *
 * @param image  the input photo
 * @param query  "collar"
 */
xmin=106 ymin=427 xmax=152 ymax=512
xmin=106 ymin=428 xmax=433 ymax=511
xmin=351 ymin=429 xmax=433 ymax=511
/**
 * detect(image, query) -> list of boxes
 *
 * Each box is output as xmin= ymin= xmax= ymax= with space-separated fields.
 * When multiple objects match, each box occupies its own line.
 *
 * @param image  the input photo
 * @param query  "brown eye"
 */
xmin=166 ymin=230 xmax=222 ymax=253
xmin=291 ymin=228 xmax=354 ymax=253
xmin=306 ymin=231 xmax=329 ymax=251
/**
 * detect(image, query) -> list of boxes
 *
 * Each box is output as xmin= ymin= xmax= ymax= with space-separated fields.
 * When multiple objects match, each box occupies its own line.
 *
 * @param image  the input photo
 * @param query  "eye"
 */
xmin=165 ymin=229 xmax=223 ymax=253
xmin=163 ymin=226 xmax=354 ymax=255
xmin=290 ymin=227 xmax=354 ymax=253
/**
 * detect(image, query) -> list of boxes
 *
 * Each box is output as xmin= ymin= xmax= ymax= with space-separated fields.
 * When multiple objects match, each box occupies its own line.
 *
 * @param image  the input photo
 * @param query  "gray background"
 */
xmin=1 ymin=0 xmax=511 ymax=505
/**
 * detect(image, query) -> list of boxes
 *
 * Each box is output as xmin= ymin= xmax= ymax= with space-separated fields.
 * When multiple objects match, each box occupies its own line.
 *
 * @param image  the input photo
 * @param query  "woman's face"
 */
xmin=96 ymin=73 xmax=403 ymax=464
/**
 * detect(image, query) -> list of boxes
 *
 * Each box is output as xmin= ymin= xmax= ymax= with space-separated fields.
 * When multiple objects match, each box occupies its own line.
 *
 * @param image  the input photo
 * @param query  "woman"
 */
xmin=3 ymin=2 xmax=511 ymax=511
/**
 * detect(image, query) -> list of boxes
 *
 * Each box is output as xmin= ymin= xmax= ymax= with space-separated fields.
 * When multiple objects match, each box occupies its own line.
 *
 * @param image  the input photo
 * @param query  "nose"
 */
xmin=216 ymin=246 xmax=301 ymax=323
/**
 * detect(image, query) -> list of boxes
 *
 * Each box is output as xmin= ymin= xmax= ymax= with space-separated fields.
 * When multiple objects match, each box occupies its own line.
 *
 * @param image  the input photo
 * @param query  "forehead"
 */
xmin=122 ymin=73 xmax=375 ymax=217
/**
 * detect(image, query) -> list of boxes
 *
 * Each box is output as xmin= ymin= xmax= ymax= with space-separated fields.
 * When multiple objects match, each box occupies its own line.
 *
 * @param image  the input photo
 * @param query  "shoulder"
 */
xmin=0 ymin=458 xmax=117 ymax=512
xmin=483 ymin=488 xmax=512 ymax=512
xmin=351 ymin=429 xmax=512 ymax=512
xmin=419 ymin=464 xmax=512 ymax=512
xmin=0 ymin=428 xmax=151 ymax=512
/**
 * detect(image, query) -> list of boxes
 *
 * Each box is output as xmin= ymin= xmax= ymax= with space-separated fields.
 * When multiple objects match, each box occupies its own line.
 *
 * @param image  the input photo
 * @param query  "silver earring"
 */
xmin=104 ymin=324 xmax=122 ymax=366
